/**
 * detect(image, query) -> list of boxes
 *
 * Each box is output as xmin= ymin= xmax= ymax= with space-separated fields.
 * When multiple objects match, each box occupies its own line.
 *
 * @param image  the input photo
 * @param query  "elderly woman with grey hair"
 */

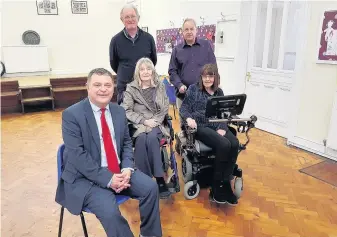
xmin=122 ymin=57 xmax=171 ymax=199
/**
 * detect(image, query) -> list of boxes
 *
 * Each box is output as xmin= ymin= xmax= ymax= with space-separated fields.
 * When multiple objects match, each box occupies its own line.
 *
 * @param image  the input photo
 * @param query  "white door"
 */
xmin=243 ymin=0 xmax=304 ymax=137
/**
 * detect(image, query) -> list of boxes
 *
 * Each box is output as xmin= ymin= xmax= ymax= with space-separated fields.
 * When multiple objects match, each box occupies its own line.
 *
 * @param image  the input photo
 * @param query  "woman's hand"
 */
xmin=144 ymin=119 xmax=159 ymax=128
xmin=217 ymin=129 xmax=226 ymax=136
xmin=186 ymin=118 xmax=197 ymax=129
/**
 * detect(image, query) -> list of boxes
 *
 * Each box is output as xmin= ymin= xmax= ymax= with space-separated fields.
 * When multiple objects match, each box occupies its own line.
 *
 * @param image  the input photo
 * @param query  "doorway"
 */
xmin=242 ymin=0 xmax=305 ymax=137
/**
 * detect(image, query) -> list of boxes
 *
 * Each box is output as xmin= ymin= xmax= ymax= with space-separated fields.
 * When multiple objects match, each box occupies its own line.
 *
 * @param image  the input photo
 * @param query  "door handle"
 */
xmin=246 ymin=72 xmax=251 ymax=81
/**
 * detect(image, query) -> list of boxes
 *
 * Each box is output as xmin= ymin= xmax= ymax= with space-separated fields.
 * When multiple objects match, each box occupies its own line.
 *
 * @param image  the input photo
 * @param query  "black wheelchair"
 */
xmin=128 ymin=115 xmax=180 ymax=194
xmin=175 ymin=94 xmax=257 ymax=200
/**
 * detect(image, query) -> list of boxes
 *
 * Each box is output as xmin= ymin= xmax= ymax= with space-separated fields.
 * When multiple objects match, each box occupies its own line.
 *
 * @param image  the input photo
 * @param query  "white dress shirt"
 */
xmin=89 ymin=100 xmax=121 ymax=166
xmin=89 ymin=100 xmax=133 ymax=187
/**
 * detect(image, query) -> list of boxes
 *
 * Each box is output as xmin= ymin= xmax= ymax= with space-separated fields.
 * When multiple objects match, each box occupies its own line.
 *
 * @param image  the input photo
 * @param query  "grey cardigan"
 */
xmin=121 ymin=78 xmax=170 ymax=138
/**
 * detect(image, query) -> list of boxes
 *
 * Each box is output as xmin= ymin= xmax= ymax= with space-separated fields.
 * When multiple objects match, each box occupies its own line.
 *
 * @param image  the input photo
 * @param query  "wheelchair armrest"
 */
xmin=163 ymin=114 xmax=175 ymax=141
xmin=128 ymin=122 xmax=137 ymax=138
xmin=163 ymin=114 xmax=172 ymax=126
xmin=165 ymin=114 xmax=172 ymax=121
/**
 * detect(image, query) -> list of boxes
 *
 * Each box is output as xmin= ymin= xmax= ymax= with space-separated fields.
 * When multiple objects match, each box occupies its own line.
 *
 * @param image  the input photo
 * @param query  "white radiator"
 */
xmin=2 ymin=46 xmax=50 ymax=74
xmin=327 ymin=91 xmax=337 ymax=150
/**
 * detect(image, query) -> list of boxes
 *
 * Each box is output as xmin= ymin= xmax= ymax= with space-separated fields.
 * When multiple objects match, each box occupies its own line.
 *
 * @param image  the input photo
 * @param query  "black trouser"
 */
xmin=195 ymin=127 xmax=240 ymax=181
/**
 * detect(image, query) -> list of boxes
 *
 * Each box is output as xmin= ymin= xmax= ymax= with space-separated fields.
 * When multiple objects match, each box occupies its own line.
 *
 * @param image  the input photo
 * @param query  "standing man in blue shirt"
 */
xmin=168 ymin=18 xmax=217 ymax=113
xmin=109 ymin=4 xmax=157 ymax=104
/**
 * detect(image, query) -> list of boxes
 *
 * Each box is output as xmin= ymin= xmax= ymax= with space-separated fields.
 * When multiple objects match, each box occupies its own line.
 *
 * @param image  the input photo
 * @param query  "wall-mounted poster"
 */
xmin=156 ymin=24 xmax=216 ymax=54
xmin=36 ymin=0 xmax=58 ymax=15
xmin=71 ymin=0 xmax=88 ymax=14
xmin=317 ymin=10 xmax=337 ymax=64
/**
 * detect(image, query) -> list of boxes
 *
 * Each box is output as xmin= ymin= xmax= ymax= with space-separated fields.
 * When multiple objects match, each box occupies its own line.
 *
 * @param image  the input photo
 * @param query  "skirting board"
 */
xmin=287 ymin=136 xmax=337 ymax=161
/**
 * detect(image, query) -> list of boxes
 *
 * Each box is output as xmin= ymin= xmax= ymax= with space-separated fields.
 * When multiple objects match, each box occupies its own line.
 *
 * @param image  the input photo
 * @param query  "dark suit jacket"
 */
xmin=55 ymin=98 xmax=134 ymax=215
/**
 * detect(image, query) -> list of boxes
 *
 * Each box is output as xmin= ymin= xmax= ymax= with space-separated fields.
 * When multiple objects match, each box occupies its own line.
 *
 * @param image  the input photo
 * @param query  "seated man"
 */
xmin=122 ymin=57 xmax=171 ymax=199
xmin=55 ymin=68 xmax=162 ymax=237
xmin=180 ymin=64 xmax=240 ymax=205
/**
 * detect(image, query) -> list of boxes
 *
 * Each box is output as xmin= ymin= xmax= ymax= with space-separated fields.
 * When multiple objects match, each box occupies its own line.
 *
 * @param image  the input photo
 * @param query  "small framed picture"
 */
xmin=317 ymin=9 xmax=337 ymax=64
xmin=36 ymin=0 xmax=58 ymax=15
xmin=71 ymin=0 xmax=88 ymax=14
xmin=141 ymin=27 xmax=148 ymax=32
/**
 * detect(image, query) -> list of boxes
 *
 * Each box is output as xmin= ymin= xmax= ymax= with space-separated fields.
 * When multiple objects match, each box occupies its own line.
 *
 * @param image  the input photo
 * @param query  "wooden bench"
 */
xmin=50 ymin=75 xmax=118 ymax=107
xmin=1 ymin=81 xmax=22 ymax=113
xmin=50 ymin=77 xmax=88 ymax=108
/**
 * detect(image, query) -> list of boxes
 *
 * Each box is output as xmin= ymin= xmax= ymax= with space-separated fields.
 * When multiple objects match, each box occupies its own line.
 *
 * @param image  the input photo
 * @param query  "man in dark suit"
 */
xmin=55 ymin=68 xmax=162 ymax=237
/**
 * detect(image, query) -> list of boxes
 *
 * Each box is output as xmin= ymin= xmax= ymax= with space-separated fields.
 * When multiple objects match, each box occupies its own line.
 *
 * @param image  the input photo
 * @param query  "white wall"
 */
xmin=140 ymin=0 xmax=242 ymax=93
xmin=2 ymin=0 xmax=244 ymax=95
xmin=1 ymin=0 xmax=125 ymax=75
xmin=288 ymin=1 xmax=337 ymax=159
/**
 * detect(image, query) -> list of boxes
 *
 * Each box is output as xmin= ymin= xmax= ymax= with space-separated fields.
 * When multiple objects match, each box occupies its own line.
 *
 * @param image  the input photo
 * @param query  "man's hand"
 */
xmin=110 ymin=171 xmax=131 ymax=193
xmin=110 ymin=173 xmax=125 ymax=191
xmin=144 ymin=119 xmax=159 ymax=128
xmin=217 ymin=129 xmax=226 ymax=136
xmin=186 ymin=118 xmax=197 ymax=129
xmin=179 ymin=85 xmax=187 ymax=94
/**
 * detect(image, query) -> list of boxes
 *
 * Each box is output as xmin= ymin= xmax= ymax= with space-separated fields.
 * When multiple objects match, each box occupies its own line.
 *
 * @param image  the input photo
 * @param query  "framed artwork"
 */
xmin=36 ymin=0 xmax=58 ymax=15
xmin=317 ymin=10 xmax=337 ymax=64
xmin=141 ymin=27 xmax=148 ymax=32
xmin=156 ymin=24 xmax=216 ymax=54
xmin=71 ymin=0 xmax=88 ymax=14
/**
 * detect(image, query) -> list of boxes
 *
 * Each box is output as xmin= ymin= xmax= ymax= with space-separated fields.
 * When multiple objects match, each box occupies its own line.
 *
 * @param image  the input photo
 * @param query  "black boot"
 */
xmin=210 ymin=180 xmax=238 ymax=206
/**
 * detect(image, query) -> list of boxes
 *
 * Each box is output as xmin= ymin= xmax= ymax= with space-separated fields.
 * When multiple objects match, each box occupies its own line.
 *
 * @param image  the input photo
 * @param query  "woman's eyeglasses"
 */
xmin=202 ymin=74 xmax=215 ymax=80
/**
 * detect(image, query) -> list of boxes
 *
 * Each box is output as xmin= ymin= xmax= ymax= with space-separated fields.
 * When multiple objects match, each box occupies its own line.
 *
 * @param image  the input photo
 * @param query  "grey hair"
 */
xmin=133 ymin=58 xmax=158 ymax=87
xmin=87 ymin=68 xmax=114 ymax=83
xmin=120 ymin=4 xmax=140 ymax=20
xmin=182 ymin=18 xmax=197 ymax=29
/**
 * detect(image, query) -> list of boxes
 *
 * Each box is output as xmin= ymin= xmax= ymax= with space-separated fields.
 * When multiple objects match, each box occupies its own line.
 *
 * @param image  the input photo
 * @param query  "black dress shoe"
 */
xmin=158 ymin=182 xmax=171 ymax=199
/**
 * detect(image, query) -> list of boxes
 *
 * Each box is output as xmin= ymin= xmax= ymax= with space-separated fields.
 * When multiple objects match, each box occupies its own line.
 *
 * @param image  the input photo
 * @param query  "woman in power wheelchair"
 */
xmin=177 ymin=64 xmax=257 ymax=205
xmin=122 ymin=57 xmax=179 ymax=199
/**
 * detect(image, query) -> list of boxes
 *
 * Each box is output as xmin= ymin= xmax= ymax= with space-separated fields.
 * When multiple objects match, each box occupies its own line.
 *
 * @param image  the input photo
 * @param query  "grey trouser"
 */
xmin=134 ymin=127 xmax=164 ymax=178
xmin=83 ymin=170 xmax=162 ymax=237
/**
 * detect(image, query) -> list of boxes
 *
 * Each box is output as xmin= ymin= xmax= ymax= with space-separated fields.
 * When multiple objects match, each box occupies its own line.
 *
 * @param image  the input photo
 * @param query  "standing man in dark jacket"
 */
xmin=109 ymin=4 xmax=157 ymax=104
xmin=168 ymin=18 xmax=216 ymax=114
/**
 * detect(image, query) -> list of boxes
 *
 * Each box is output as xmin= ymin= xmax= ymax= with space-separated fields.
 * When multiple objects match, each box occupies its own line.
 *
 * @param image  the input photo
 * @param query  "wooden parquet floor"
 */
xmin=2 ymin=109 xmax=337 ymax=237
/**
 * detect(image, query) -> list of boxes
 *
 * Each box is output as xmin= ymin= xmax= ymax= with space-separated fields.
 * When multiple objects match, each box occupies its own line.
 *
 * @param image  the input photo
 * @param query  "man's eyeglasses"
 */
xmin=124 ymin=15 xmax=137 ymax=20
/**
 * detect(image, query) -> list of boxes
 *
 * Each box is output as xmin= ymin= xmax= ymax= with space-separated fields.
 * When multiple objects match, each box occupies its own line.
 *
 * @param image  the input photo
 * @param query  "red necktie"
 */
xmin=100 ymin=108 xmax=120 ymax=173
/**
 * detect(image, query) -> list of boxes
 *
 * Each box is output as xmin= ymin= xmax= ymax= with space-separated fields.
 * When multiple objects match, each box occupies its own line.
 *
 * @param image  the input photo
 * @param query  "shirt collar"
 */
xmin=89 ymin=99 xmax=110 ymax=113
xmin=123 ymin=27 xmax=139 ymax=40
xmin=183 ymin=37 xmax=200 ymax=47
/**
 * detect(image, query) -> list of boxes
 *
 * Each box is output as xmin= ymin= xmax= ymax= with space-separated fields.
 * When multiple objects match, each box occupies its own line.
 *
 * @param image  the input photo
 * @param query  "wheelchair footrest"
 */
xmin=233 ymin=168 xmax=242 ymax=178
xmin=239 ymin=144 xmax=246 ymax=150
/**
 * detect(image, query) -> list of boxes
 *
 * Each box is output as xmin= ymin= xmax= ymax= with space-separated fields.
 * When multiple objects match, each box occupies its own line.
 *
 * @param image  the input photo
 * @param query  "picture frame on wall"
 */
xmin=71 ymin=0 xmax=88 ymax=14
xmin=36 ymin=0 xmax=58 ymax=15
xmin=317 ymin=9 xmax=337 ymax=65
xmin=141 ymin=27 xmax=148 ymax=32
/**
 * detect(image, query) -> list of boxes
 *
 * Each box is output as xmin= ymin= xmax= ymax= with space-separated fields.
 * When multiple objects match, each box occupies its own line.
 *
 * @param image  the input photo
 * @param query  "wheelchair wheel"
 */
xmin=184 ymin=181 xmax=200 ymax=200
xmin=182 ymin=154 xmax=192 ymax=183
xmin=161 ymin=147 xmax=169 ymax=172
xmin=233 ymin=177 xmax=243 ymax=198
